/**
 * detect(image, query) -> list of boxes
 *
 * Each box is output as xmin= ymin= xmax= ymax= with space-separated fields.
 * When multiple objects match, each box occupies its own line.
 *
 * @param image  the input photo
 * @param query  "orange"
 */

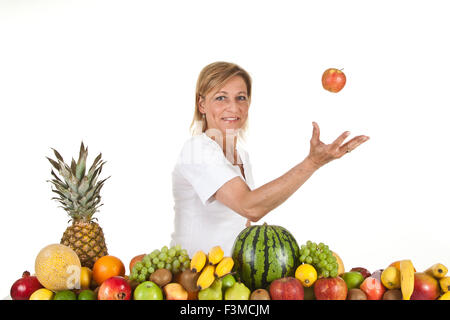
xmin=92 ymin=255 xmax=125 ymax=285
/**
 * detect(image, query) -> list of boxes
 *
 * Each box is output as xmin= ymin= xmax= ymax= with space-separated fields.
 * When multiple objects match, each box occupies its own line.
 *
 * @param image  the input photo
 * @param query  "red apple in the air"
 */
xmin=314 ymin=277 xmax=348 ymax=300
xmin=269 ymin=277 xmax=304 ymax=300
xmin=410 ymin=272 xmax=440 ymax=300
xmin=98 ymin=276 xmax=132 ymax=300
xmin=322 ymin=68 xmax=346 ymax=93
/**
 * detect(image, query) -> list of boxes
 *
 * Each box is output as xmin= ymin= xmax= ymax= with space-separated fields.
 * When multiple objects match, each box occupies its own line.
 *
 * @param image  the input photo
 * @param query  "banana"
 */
xmin=190 ymin=250 xmax=207 ymax=273
xmin=215 ymin=257 xmax=234 ymax=277
xmin=400 ymin=259 xmax=415 ymax=300
xmin=439 ymin=276 xmax=450 ymax=293
xmin=208 ymin=246 xmax=224 ymax=265
xmin=438 ymin=292 xmax=450 ymax=300
xmin=196 ymin=265 xmax=216 ymax=290
xmin=424 ymin=263 xmax=448 ymax=279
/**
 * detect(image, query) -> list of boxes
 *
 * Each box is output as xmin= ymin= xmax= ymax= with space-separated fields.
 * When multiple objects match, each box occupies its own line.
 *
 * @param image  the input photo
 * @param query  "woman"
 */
xmin=170 ymin=61 xmax=370 ymax=256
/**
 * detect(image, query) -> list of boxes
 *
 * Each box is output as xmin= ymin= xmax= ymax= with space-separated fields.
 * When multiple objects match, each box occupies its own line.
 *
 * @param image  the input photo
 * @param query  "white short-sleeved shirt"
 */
xmin=170 ymin=132 xmax=255 ymax=257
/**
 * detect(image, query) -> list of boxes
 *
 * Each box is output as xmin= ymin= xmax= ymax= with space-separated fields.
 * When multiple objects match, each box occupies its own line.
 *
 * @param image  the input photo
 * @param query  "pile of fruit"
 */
xmin=10 ymin=240 xmax=450 ymax=300
xmin=8 ymin=143 xmax=450 ymax=300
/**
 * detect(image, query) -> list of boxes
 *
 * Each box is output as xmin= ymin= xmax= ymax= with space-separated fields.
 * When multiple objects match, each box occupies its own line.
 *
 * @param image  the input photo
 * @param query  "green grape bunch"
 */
xmin=129 ymin=244 xmax=191 ymax=283
xmin=299 ymin=241 xmax=339 ymax=278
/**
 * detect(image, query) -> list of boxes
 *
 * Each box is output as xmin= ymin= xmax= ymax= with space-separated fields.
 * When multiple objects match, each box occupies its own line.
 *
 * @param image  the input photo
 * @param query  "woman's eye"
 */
xmin=238 ymin=96 xmax=247 ymax=101
xmin=215 ymin=96 xmax=226 ymax=101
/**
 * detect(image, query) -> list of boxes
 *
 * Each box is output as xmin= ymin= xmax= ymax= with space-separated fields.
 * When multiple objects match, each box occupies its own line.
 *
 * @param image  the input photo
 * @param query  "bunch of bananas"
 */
xmin=425 ymin=263 xmax=450 ymax=300
xmin=190 ymin=246 xmax=234 ymax=290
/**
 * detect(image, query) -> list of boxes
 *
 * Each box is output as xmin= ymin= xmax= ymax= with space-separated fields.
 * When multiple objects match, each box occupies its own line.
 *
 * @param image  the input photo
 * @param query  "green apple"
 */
xmin=198 ymin=278 xmax=222 ymax=300
xmin=221 ymin=274 xmax=236 ymax=293
xmin=133 ymin=281 xmax=163 ymax=300
xmin=342 ymin=272 xmax=365 ymax=290
xmin=224 ymin=282 xmax=250 ymax=300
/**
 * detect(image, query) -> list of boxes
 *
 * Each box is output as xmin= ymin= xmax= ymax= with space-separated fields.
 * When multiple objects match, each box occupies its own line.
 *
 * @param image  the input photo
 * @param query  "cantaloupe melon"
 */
xmin=35 ymin=244 xmax=81 ymax=291
xmin=332 ymin=251 xmax=345 ymax=275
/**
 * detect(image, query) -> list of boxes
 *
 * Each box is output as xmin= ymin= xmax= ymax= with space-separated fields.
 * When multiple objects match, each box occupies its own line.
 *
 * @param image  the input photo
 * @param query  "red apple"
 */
xmin=322 ymin=68 xmax=346 ymax=93
xmin=350 ymin=267 xmax=371 ymax=279
xmin=360 ymin=274 xmax=386 ymax=300
xmin=359 ymin=269 xmax=386 ymax=300
xmin=269 ymin=277 xmax=304 ymax=300
xmin=410 ymin=272 xmax=440 ymax=300
xmin=10 ymin=271 xmax=43 ymax=300
xmin=314 ymin=277 xmax=347 ymax=300
xmin=98 ymin=276 xmax=132 ymax=300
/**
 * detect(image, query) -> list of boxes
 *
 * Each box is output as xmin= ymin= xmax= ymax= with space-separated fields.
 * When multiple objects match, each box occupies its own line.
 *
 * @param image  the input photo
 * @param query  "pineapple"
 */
xmin=47 ymin=142 xmax=109 ymax=268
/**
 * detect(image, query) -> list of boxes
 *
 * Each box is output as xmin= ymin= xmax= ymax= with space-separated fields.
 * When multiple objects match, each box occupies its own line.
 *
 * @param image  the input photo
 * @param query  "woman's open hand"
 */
xmin=307 ymin=122 xmax=370 ymax=169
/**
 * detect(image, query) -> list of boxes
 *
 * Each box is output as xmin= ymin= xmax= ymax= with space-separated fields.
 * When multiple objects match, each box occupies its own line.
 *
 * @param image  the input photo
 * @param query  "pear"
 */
xmin=224 ymin=282 xmax=251 ymax=300
xmin=198 ymin=278 xmax=222 ymax=300
xmin=178 ymin=269 xmax=200 ymax=293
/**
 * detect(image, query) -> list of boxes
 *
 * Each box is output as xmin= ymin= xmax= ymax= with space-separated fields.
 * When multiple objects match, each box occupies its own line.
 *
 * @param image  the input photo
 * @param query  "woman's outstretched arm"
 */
xmin=215 ymin=122 xmax=370 ymax=222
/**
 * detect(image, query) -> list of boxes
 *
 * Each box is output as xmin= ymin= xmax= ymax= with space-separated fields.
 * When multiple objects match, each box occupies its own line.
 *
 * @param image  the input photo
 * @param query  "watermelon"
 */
xmin=231 ymin=223 xmax=300 ymax=290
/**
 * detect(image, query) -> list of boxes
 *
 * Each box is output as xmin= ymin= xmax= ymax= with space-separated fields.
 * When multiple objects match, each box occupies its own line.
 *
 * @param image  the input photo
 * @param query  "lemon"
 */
xmin=381 ymin=266 xmax=401 ymax=289
xmin=80 ymin=267 xmax=93 ymax=289
xmin=29 ymin=288 xmax=54 ymax=300
xmin=295 ymin=264 xmax=317 ymax=287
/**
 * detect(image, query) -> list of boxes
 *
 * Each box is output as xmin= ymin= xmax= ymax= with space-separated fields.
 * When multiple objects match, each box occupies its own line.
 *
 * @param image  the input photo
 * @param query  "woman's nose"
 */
xmin=226 ymin=100 xmax=240 ymax=112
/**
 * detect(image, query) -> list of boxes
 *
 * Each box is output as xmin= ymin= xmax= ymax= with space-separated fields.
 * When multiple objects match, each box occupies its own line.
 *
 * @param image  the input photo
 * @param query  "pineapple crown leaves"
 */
xmin=46 ymin=141 xmax=111 ymax=221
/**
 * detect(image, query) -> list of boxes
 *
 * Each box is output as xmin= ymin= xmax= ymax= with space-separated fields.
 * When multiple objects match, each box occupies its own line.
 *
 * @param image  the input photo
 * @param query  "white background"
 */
xmin=1 ymin=0 xmax=449 ymax=293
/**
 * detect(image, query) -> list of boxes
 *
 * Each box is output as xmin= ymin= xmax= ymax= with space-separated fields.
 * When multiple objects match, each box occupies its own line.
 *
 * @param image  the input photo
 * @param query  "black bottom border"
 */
xmin=2 ymin=300 xmax=448 ymax=318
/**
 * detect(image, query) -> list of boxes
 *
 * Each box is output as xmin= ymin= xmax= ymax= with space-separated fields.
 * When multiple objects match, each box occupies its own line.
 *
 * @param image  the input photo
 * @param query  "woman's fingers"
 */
xmin=311 ymin=122 xmax=320 ymax=145
xmin=331 ymin=131 xmax=351 ymax=148
xmin=309 ymin=123 xmax=370 ymax=166
xmin=339 ymin=135 xmax=370 ymax=155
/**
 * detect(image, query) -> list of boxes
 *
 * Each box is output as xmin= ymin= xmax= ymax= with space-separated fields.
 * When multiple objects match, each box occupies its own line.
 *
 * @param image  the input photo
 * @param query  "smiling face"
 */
xmin=198 ymin=75 xmax=250 ymax=137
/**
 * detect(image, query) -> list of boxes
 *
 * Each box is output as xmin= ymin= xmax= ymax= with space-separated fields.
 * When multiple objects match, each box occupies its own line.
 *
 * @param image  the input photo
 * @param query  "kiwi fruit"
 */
xmin=303 ymin=286 xmax=316 ymax=300
xmin=127 ymin=278 xmax=140 ymax=291
xmin=383 ymin=289 xmax=402 ymax=300
xmin=178 ymin=269 xmax=200 ymax=292
xmin=347 ymin=288 xmax=367 ymax=300
xmin=250 ymin=289 xmax=271 ymax=300
xmin=149 ymin=268 xmax=172 ymax=287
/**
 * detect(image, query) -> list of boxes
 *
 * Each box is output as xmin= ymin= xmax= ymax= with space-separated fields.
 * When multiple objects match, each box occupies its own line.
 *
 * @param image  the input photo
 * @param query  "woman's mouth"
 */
xmin=221 ymin=117 xmax=240 ymax=123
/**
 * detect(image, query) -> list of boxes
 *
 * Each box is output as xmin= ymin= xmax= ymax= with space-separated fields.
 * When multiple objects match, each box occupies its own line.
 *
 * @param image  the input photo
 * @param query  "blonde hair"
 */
xmin=190 ymin=61 xmax=252 ymax=141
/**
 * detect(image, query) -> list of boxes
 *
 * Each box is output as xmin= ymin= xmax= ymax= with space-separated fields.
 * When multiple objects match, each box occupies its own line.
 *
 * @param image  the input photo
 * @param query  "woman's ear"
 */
xmin=198 ymin=95 xmax=206 ymax=114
